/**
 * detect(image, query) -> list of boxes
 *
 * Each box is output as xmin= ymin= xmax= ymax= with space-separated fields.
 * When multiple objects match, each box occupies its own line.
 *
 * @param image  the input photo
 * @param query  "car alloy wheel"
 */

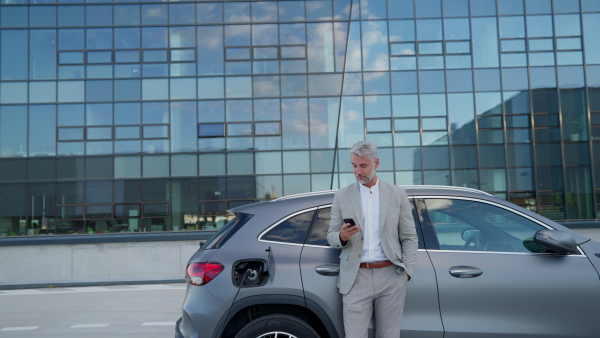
xmin=235 ymin=314 xmax=319 ymax=338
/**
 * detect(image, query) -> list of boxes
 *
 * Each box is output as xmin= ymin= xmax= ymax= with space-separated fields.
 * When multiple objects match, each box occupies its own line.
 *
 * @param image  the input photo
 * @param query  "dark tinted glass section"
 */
xmin=504 ymin=91 xmax=530 ymax=114
xmin=114 ymin=180 xmax=141 ymax=203
xmin=115 ymin=204 xmax=141 ymax=218
xmin=564 ymin=143 xmax=590 ymax=166
xmin=86 ymin=205 xmax=113 ymax=218
xmin=57 ymin=158 xmax=84 ymax=180
xmin=422 ymin=146 xmax=449 ymax=169
xmin=538 ymin=190 xmax=565 ymax=219
xmin=227 ymin=176 xmax=255 ymax=200
xmin=0 ymin=184 xmax=26 ymax=235
xmin=565 ymin=167 xmax=593 ymax=219
xmin=538 ymin=166 xmax=564 ymax=191
xmin=534 ymin=114 xmax=559 ymax=127
xmin=28 ymin=183 xmax=56 ymax=235
xmin=85 ymin=157 xmax=113 ymax=179
xmin=0 ymin=159 xmax=26 ymax=181
xmin=507 ymin=144 xmax=533 ymax=167
xmin=28 ymin=159 xmax=56 ymax=181
xmin=306 ymin=207 xmax=331 ymax=246
xmin=451 ymin=146 xmax=477 ymax=169
xmin=262 ymin=210 xmax=315 ymax=244
xmin=143 ymin=203 xmax=169 ymax=217
xmin=535 ymin=144 xmax=562 ymax=166
xmin=199 ymin=123 xmax=225 ymax=137
xmin=479 ymin=145 xmax=506 ymax=168
xmin=57 ymin=182 xmax=83 ymax=205
xmin=86 ymin=180 xmax=113 ymax=204
xmin=143 ymin=179 xmax=169 ymax=202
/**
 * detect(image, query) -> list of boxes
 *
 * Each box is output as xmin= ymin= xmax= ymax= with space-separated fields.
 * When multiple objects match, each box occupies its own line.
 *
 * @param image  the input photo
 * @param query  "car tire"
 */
xmin=235 ymin=314 xmax=320 ymax=338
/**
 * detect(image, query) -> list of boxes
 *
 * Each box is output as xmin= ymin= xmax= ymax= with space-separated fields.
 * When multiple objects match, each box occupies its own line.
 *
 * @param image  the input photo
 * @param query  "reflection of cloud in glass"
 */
xmin=345 ymin=109 xmax=361 ymax=123
xmin=362 ymin=21 xmax=389 ymax=71
xmin=363 ymin=72 xmax=385 ymax=81
xmin=254 ymin=78 xmax=280 ymax=97
xmin=401 ymin=49 xmax=416 ymax=55
xmin=253 ymin=24 xmax=278 ymax=45
xmin=253 ymin=3 xmax=277 ymax=22
xmin=307 ymin=23 xmax=335 ymax=72
xmin=145 ymin=7 xmax=165 ymax=19
xmin=198 ymin=35 xmax=221 ymax=51
xmin=282 ymin=99 xmax=309 ymax=136
xmin=425 ymin=199 xmax=454 ymax=211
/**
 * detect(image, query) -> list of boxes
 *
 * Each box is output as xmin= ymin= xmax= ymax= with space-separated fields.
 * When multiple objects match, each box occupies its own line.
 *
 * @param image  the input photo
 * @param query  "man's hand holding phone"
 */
xmin=340 ymin=218 xmax=360 ymax=244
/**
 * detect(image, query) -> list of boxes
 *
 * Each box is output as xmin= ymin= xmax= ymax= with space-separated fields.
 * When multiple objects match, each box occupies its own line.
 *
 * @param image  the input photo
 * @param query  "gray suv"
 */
xmin=176 ymin=185 xmax=600 ymax=338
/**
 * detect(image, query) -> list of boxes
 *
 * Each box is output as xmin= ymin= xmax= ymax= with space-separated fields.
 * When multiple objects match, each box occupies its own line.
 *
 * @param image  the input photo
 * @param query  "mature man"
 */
xmin=327 ymin=140 xmax=418 ymax=338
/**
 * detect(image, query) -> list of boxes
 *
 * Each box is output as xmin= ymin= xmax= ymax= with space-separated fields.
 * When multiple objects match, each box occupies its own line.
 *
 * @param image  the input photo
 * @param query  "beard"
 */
xmin=356 ymin=170 xmax=376 ymax=185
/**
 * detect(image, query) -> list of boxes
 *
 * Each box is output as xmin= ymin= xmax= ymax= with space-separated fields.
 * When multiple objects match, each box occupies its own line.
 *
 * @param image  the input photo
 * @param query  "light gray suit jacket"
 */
xmin=327 ymin=181 xmax=418 ymax=295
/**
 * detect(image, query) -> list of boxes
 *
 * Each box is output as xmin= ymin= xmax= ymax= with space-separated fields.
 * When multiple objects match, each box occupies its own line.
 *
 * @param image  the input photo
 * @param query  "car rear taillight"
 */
xmin=185 ymin=262 xmax=224 ymax=286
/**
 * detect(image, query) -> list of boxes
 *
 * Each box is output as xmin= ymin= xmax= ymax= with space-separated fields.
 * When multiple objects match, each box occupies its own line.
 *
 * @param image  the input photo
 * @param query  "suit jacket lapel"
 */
xmin=379 ymin=180 xmax=390 ymax=232
xmin=349 ymin=182 xmax=364 ymax=228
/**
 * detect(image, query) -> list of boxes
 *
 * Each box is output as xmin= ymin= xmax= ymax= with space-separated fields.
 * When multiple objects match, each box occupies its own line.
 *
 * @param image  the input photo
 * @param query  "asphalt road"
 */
xmin=0 ymin=283 xmax=186 ymax=338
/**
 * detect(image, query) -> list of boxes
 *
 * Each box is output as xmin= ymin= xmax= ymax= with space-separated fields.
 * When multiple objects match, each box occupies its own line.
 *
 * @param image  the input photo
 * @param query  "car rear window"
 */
xmin=261 ymin=210 xmax=315 ymax=244
xmin=203 ymin=212 xmax=253 ymax=250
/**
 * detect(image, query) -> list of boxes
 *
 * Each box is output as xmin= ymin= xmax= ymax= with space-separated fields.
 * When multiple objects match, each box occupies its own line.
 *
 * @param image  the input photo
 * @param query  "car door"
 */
xmin=417 ymin=196 xmax=600 ymax=338
xmin=299 ymin=201 xmax=444 ymax=338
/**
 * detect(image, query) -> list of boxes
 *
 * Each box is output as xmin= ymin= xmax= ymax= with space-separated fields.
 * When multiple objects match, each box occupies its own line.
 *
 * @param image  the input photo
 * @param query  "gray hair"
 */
xmin=349 ymin=140 xmax=378 ymax=162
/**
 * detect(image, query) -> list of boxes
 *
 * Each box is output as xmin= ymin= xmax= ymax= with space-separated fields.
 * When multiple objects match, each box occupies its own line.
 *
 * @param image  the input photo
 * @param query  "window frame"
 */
xmin=416 ymin=196 xmax=582 ymax=255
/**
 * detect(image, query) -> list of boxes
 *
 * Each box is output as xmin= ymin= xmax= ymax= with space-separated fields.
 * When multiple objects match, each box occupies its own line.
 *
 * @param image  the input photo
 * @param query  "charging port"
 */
xmin=232 ymin=259 xmax=268 ymax=287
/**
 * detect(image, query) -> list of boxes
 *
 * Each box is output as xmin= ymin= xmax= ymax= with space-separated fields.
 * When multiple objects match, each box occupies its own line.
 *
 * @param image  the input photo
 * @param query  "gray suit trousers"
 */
xmin=342 ymin=265 xmax=408 ymax=338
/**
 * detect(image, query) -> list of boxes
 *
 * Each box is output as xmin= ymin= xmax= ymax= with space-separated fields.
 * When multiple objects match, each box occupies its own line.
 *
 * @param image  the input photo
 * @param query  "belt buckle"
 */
xmin=366 ymin=262 xmax=371 ymax=269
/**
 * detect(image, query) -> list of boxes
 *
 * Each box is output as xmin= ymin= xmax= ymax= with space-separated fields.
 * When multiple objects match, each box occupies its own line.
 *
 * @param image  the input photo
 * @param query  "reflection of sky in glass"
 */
xmin=361 ymin=21 xmax=389 ymax=71
xmin=392 ymin=95 xmax=418 ymax=118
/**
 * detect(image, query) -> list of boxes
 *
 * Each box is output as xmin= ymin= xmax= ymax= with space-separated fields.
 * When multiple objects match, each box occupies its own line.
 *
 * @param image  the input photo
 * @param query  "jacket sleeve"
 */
xmin=398 ymin=187 xmax=418 ymax=277
xmin=327 ymin=191 xmax=347 ymax=249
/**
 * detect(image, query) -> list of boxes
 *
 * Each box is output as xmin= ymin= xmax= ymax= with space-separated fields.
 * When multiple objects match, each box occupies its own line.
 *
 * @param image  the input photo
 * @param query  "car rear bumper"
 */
xmin=175 ymin=317 xmax=184 ymax=338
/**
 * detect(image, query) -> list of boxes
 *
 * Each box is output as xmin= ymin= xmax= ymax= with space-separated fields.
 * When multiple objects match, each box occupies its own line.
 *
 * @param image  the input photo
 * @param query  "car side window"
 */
xmin=424 ymin=198 xmax=547 ymax=253
xmin=261 ymin=210 xmax=315 ymax=244
xmin=306 ymin=207 xmax=330 ymax=246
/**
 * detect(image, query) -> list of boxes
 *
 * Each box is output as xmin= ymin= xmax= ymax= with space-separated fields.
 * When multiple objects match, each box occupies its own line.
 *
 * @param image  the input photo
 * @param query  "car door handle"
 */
xmin=316 ymin=264 xmax=340 ymax=276
xmin=449 ymin=266 xmax=483 ymax=278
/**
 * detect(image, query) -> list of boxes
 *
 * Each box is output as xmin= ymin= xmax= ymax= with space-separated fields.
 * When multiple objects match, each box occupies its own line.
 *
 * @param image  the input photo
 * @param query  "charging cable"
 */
xmin=215 ymin=269 xmax=253 ymax=337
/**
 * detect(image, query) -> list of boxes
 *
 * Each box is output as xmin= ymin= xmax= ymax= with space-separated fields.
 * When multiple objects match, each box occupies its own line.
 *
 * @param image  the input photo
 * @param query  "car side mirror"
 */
xmin=533 ymin=229 xmax=578 ymax=255
xmin=199 ymin=240 xmax=206 ymax=248
xmin=461 ymin=229 xmax=480 ymax=241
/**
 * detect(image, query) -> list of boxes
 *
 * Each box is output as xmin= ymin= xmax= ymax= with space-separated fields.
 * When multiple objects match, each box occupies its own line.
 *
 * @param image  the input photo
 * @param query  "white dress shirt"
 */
xmin=358 ymin=179 xmax=388 ymax=263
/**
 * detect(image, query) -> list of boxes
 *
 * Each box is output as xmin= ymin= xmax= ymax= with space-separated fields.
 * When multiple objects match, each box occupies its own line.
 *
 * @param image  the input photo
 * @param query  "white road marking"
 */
xmin=141 ymin=322 xmax=175 ymax=326
xmin=71 ymin=323 xmax=110 ymax=328
xmin=1 ymin=289 xmax=45 ymax=295
xmin=67 ymin=287 xmax=111 ymax=292
xmin=0 ymin=285 xmax=185 ymax=296
xmin=132 ymin=284 xmax=177 ymax=289
xmin=1 ymin=326 xmax=39 ymax=331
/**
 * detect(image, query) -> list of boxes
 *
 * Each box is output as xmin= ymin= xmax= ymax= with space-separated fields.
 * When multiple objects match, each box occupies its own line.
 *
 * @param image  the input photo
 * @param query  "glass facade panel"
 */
xmin=2 ymin=0 xmax=600 ymax=237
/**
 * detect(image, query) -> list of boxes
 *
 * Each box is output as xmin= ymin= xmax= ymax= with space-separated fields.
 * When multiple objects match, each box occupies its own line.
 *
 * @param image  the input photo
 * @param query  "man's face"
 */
xmin=351 ymin=154 xmax=379 ymax=186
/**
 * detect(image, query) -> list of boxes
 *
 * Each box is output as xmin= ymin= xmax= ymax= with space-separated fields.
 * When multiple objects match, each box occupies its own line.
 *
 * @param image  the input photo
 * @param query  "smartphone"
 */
xmin=343 ymin=218 xmax=356 ymax=227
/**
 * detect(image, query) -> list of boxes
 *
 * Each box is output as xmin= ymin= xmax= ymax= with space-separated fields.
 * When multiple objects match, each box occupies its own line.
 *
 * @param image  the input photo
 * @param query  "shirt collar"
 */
xmin=358 ymin=177 xmax=379 ymax=194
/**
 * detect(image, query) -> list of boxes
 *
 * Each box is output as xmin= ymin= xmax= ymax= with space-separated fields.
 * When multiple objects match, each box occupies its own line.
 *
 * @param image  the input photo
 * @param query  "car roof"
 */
xmin=230 ymin=185 xmax=492 ymax=214
xmin=229 ymin=184 xmax=591 ymax=244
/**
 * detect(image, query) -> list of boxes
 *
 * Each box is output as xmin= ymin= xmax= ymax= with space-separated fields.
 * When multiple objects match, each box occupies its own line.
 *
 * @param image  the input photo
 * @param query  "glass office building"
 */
xmin=0 ymin=0 xmax=599 ymax=236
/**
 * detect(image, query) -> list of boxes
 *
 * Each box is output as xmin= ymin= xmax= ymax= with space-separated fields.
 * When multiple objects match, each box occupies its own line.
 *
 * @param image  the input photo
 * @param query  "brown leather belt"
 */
xmin=359 ymin=260 xmax=393 ymax=269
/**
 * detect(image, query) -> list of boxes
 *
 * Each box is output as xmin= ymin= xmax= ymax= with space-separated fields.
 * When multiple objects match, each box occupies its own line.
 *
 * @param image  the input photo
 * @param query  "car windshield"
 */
xmin=203 ymin=212 xmax=253 ymax=250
